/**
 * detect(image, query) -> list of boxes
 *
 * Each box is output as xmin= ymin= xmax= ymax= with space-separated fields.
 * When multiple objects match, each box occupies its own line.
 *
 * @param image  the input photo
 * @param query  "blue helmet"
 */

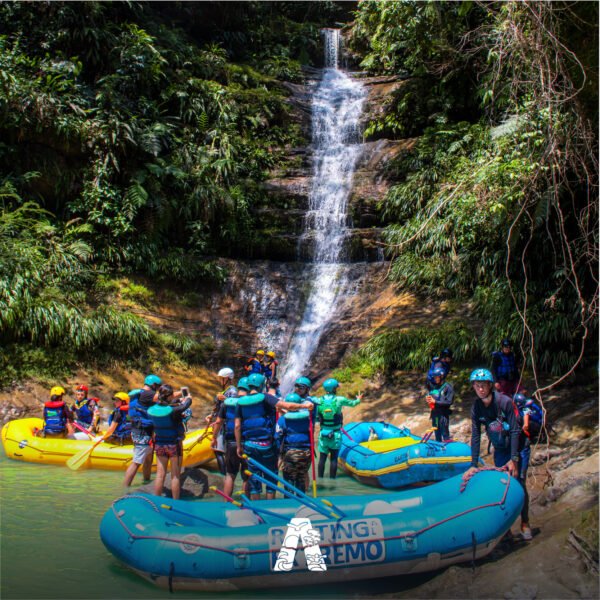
xmin=294 ymin=376 xmax=312 ymax=389
xmin=431 ymin=367 xmax=446 ymax=379
xmin=440 ymin=348 xmax=453 ymax=358
xmin=248 ymin=373 xmax=266 ymax=390
xmin=237 ymin=377 xmax=250 ymax=392
xmin=469 ymin=369 xmax=494 ymax=383
xmin=144 ymin=374 xmax=162 ymax=387
xmin=285 ymin=393 xmax=303 ymax=404
xmin=513 ymin=393 xmax=527 ymax=408
xmin=323 ymin=378 xmax=339 ymax=393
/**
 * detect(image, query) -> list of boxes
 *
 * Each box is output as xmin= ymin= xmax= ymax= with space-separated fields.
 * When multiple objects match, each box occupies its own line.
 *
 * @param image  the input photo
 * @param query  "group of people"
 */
xmin=38 ymin=375 xmax=192 ymax=499
xmin=425 ymin=339 xmax=541 ymax=542
xmin=207 ymin=370 xmax=361 ymax=500
xmin=244 ymin=349 xmax=279 ymax=387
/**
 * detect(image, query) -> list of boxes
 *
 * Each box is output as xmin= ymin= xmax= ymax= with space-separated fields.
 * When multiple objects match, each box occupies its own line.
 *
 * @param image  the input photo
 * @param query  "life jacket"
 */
xmin=108 ymin=406 xmax=131 ymax=441
xmin=493 ymin=351 xmax=517 ymax=381
xmin=280 ymin=410 xmax=312 ymax=450
xmin=43 ymin=400 xmax=68 ymax=434
xmin=128 ymin=394 xmax=154 ymax=431
xmin=317 ymin=394 xmax=343 ymax=430
xmin=148 ymin=404 xmax=180 ymax=445
xmin=262 ymin=360 xmax=278 ymax=379
xmin=223 ymin=397 xmax=239 ymax=442
xmin=73 ymin=401 xmax=95 ymax=427
xmin=518 ymin=399 xmax=546 ymax=441
xmin=246 ymin=358 xmax=263 ymax=374
xmin=237 ymin=393 xmax=273 ymax=442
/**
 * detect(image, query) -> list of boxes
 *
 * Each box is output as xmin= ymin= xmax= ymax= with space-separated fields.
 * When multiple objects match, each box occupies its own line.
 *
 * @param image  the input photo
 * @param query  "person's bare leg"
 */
xmin=123 ymin=462 xmax=140 ymax=487
xmin=142 ymin=447 xmax=153 ymax=481
xmin=154 ymin=456 xmax=168 ymax=497
xmin=170 ymin=455 xmax=182 ymax=500
xmin=223 ymin=474 xmax=235 ymax=498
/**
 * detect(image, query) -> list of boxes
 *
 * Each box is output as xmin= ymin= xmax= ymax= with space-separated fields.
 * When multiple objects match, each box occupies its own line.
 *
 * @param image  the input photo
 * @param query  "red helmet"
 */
xmin=76 ymin=385 xmax=89 ymax=393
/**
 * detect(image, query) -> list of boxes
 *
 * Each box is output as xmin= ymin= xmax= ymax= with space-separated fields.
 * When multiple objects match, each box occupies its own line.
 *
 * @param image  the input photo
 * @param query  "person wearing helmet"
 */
xmin=491 ymin=339 xmax=523 ymax=397
xmin=244 ymin=349 xmax=265 ymax=375
xmin=211 ymin=377 xmax=250 ymax=498
xmin=40 ymin=386 xmax=74 ymax=437
xmin=148 ymin=384 xmax=192 ymax=500
xmin=71 ymin=385 xmax=100 ymax=438
xmin=207 ymin=368 xmax=237 ymax=476
xmin=275 ymin=393 xmax=313 ymax=493
xmin=123 ymin=374 xmax=162 ymax=487
xmin=235 ymin=373 xmax=314 ymax=500
xmin=425 ymin=367 xmax=454 ymax=442
xmin=314 ymin=378 xmax=362 ymax=479
xmin=101 ymin=393 xmax=132 ymax=444
xmin=262 ymin=351 xmax=279 ymax=382
xmin=465 ymin=368 xmax=532 ymax=540
xmin=426 ymin=349 xmax=453 ymax=391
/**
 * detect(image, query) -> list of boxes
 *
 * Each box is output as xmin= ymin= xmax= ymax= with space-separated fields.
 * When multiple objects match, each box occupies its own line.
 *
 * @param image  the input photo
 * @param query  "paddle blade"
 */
xmin=66 ymin=439 xmax=102 ymax=471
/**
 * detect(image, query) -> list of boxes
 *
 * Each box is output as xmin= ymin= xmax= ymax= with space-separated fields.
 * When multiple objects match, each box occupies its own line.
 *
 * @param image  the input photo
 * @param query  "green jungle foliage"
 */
xmin=0 ymin=1 xmax=347 ymax=382
xmin=349 ymin=1 xmax=598 ymax=378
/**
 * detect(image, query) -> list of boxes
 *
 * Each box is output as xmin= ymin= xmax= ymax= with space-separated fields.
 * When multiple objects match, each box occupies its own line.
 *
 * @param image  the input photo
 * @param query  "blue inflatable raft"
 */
xmin=100 ymin=470 xmax=523 ymax=592
xmin=339 ymin=421 xmax=475 ymax=488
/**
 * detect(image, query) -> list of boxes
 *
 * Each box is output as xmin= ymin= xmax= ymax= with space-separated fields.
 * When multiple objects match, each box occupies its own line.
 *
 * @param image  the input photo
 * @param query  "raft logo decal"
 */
xmin=269 ymin=518 xmax=385 ymax=572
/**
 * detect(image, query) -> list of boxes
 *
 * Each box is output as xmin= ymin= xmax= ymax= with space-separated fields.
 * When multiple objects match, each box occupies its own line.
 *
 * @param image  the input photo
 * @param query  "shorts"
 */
xmin=155 ymin=442 xmax=183 ymax=458
xmin=318 ymin=429 xmax=341 ymax=453
xmin=132 ymin=442 xmax=154 ymax=464
xmin=281 ymin=448 xmax=311 ymax=479
xmin=243 ymin=441 xmax=277 ymax=495
xmin=225 ymin=442 xmax=248 ymax=479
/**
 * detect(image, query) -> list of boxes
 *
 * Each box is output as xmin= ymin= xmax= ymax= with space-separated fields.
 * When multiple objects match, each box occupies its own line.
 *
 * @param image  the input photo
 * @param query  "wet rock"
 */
xmin=131 ymin=467 xmax=222 ymax=499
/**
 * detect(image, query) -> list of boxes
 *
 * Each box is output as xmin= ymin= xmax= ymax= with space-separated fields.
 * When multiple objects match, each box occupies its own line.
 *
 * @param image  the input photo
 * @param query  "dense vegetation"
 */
xmin=0 ymin=1 xmax=597 ymax=389
xmin=0 ymin=1 xmax=348 ymax=383
xmin=348 ymin=1 xmax=598 ymax=385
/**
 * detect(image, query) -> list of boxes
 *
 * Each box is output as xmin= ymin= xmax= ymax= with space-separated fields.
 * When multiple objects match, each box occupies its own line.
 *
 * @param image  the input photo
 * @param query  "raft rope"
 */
xmin=459 ymin=466 xmax=508 ymax=493
xmin=109 ymin=472 xmax=513 ymax=558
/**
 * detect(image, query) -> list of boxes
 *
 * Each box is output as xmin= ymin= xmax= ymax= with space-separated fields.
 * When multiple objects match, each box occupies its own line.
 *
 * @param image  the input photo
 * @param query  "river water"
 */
xmin=1 ymin=453 xmax=439 ymax=599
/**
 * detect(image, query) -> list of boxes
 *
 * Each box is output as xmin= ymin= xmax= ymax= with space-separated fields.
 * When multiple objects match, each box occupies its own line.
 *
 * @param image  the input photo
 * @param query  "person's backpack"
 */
xmin=514 ymin=395 xmax=549 ymax=442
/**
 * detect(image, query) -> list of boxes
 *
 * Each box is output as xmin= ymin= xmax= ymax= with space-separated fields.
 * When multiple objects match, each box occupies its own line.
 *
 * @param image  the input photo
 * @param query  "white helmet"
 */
xmin=218 ymin=367 xmax=234 ymax=379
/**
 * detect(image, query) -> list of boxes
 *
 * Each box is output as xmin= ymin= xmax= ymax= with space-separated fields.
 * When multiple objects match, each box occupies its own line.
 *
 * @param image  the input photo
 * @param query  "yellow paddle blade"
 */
xmin=66 ymin=439 xmax=103 ymax=471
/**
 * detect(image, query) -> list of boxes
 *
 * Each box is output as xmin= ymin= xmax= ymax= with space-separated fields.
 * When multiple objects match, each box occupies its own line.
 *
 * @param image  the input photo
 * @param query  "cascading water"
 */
xmin=279 ymin=29 xmax=366 ymax=392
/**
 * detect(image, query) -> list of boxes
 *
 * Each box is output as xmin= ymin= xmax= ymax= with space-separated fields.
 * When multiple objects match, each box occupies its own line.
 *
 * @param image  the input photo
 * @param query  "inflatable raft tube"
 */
xmin=339 ymin=421 xmax=475 ymax=488
xmin=1 ymin=417 xmax=214 ymax=470
xmin=100 ymin=470 xmax=523 ymax=591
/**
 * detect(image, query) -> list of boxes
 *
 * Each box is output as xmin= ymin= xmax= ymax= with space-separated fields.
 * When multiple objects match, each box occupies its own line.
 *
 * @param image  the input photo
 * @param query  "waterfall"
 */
xmin=279 ymin=29 xmax=366 ymax=393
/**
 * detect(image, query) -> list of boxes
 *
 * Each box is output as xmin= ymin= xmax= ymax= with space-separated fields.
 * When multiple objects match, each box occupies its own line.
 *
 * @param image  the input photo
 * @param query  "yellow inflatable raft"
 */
xmin=1 ymin=418 xmax=215 ymax=471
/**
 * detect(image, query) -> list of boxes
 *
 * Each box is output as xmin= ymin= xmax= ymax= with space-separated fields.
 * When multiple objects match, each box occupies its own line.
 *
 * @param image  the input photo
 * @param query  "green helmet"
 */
xmin=285 ymin=392 xmax=302 ymax=404
xmin=248 ymin=373 xmax=266 ymax=390
xmin=237 ymin=377 xmax=250 ymax=392
xmin=323 ymin=378 xmax=339 ymax=393
xmin=294 ymin=376 xmax=312 ymax=389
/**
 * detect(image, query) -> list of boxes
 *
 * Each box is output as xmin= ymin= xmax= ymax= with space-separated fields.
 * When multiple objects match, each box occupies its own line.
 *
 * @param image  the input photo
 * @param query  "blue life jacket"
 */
xmin=128 ymin=394 xmax=154 ymax=432
xmin=493 ymin=351 xmax=517 ymax=381
xmin=108 ymin=407 xmax=131 ymax=441
xmin=148 ymin=404 xmax=180 ymax=445
xmin=73 ymin=401 xmax=95 ymax=427
xmin=223 ymin=397 xmax=239 ymax=442
xmin=237 ymin=393 xmax=273 ymax=442
xmin=524 ymin=400 xmax=543 ymax=425
xmin=279 ymin=410 xmax=312 ymax=450
xmin=248 ymin=358 xmax=263 ymax=374
xmin=43 ymin=401 xmax=68 ymax=434
xmin=262 ymin=360 xmax=278 ymax=380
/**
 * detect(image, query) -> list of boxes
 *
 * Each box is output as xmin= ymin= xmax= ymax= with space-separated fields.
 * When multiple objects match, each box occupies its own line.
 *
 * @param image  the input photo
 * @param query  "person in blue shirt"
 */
xmin=491 ymin=339 xmax=523 ymax=397
xmin=234 ymin=373 xmax=313 ymax=500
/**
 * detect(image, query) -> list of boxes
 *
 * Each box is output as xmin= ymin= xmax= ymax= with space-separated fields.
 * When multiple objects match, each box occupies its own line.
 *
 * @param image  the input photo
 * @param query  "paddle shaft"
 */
xmin=308 ymin=416 xmax=317 ymax=498
xmin=66 ymin=436 xmax=104 ymax=471
xmin=243 ymin=468 xmax=337 ymax=519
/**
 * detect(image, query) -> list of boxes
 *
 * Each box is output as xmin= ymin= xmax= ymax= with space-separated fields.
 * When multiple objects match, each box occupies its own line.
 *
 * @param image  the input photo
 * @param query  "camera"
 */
xmin=181 ymin=387 xmax=190 ymax=398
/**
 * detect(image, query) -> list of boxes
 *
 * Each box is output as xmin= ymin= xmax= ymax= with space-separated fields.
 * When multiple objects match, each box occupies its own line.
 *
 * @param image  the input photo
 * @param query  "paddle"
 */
xmin=72 ymin=421 xmax=97 ymax=439
xmin=243 ymin=469 xmax=340 ymax=520
xmin=308 ymin=416 xmax=317 ymax=498
xmin=66 ymin=436 xmax=104 ymax=471
xmin=210 ymin=486 xmax=268 ymax=524
xmin=242 ymin=452 xmax=346 ymax=517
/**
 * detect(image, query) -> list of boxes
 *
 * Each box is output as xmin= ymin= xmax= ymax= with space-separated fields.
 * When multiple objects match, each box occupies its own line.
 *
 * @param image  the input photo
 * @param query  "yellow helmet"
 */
xmin=267 ymin=351 xmax=276 ymax=358
xmin=50 ymin=386 xmax=66 ymax=396
xmin=113 ymin=392 xmax=130 ymax=403
xmin=256 ymin=349 xmax=265 ymax=356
